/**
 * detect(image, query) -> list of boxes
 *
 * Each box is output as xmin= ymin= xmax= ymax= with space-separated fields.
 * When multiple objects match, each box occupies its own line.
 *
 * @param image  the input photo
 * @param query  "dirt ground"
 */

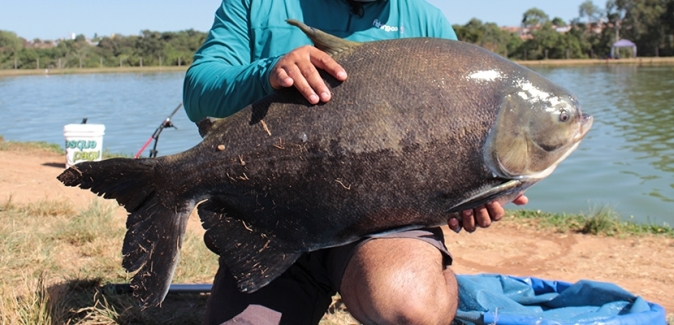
xmin=1 ymin=148 xmax=672 ymax=316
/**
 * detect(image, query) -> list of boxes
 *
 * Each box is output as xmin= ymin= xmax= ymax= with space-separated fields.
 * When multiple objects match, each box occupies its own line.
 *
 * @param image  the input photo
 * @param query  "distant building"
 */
xmin=500 ymin=21 xmax=606 ymax=41
xmin=24 ymin=39 xmax=55 ymax=49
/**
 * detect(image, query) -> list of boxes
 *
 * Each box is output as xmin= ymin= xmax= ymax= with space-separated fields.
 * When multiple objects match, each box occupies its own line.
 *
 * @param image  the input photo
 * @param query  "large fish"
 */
xmin=58 ymin=20 xmax=592 ymax=307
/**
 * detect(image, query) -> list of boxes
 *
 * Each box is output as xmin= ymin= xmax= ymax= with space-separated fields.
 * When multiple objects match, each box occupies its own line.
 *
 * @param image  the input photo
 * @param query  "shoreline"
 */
xmin=515 ymin=57 xmax=674 ymax=66
xmin=0 ymin=65 xmax=188 ymax=77
xmin=1 ymin=57 xmax=673 ymax=77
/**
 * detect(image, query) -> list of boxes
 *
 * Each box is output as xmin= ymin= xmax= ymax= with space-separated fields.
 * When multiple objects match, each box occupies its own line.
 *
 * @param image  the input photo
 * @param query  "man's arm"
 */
xmin=182 ymin=0 xmax=280 ymax=122
xmin=183 ymin=0 xmax=347 ymax=122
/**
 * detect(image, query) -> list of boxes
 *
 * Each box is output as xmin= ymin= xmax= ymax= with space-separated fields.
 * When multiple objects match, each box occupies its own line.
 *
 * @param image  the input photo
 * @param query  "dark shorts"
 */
xmin=203 ymin=227 xmax=452 ymax=325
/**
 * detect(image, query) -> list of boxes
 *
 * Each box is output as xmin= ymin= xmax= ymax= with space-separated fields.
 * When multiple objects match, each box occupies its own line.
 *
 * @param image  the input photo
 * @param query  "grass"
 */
xmin=507 ymin=205 xmax=674 ymax=238
xmin=1 ymin=197 xmax=666 ymax=325
xmin=0 ymin=197 xmax=219 ymax=325
xmin=0 ymin=135 xmax=64 ymax=155
xmin=0 ymin=196 xmax=356 ymax=324
xmin=0 ymin=135 xmax=130 ymax=159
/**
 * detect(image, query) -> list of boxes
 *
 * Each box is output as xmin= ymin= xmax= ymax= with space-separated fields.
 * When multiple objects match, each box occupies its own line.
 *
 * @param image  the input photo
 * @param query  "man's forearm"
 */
xmin=183 ymin=56 xmax=281 ymax=122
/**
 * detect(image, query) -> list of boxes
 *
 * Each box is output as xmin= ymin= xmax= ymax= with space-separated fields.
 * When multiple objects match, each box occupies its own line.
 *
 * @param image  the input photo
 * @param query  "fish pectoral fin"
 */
xmin=447 ymin=180 xmax=522 ymax=213
xmin=286 ymin=19 xmax=361 ymax=56
xmin=198 ymin=200 xmax=301 ymax=293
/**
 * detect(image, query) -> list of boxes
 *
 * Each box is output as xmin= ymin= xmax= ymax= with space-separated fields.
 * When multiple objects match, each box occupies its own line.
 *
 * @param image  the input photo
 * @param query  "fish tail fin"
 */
xmin=58 ymin=158 xmax=193 ymax=308
xmin=57 ymin=158 xmax=158 ymax=211
xmin=198 ymin=199 xmax=301 ymax=293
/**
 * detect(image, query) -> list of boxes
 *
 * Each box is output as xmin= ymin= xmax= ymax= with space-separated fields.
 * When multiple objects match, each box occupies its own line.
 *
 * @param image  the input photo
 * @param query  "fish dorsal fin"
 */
xmin=196 ymin=117 xmax=220 ymax=139
xmin=286 ymin=19 xmax=361 ymax=56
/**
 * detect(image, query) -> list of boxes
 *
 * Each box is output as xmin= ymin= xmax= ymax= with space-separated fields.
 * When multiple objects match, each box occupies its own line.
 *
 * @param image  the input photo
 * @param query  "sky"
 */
xmin=1 ymin=0 xmax=604 ymax=41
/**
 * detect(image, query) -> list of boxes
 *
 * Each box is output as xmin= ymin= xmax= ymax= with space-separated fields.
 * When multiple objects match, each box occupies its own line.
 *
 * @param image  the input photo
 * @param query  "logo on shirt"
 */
xmin=373 ymin=19 xmax=404 ymax=33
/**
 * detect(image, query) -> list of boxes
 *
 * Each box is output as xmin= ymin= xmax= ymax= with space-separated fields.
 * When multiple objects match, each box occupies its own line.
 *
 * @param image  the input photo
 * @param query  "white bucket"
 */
xmin=63 ymin=124 xmax=105 ymax=168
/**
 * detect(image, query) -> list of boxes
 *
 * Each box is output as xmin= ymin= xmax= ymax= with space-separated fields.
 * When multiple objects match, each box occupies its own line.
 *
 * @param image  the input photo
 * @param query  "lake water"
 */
xmin=0 ymin=66 xmax=672 ymax=225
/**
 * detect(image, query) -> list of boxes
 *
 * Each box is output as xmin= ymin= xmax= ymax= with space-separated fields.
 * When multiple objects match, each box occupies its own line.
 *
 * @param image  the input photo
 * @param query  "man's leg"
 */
xmin=339 ymin=235 xmax=458 ymax=325
xmin=203 ymin=252 xmax=335 ymax=325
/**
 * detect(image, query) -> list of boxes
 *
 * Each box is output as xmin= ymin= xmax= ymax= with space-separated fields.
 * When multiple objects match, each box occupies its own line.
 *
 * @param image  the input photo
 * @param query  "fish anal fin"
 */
xmin=198 ymin=200 xmax=302 ymax=293
xmin=286 ymin=19 xmax=361 ymax=56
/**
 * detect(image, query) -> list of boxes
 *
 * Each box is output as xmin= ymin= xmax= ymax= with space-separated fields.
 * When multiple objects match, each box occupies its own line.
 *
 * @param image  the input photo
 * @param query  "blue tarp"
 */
xmin=454 ymin=274 xmax=666 ymax=325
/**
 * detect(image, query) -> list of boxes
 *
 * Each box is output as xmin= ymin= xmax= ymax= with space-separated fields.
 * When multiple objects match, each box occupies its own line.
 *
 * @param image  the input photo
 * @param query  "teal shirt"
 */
xmin=183 ymin=0 xmax=457 ymax=122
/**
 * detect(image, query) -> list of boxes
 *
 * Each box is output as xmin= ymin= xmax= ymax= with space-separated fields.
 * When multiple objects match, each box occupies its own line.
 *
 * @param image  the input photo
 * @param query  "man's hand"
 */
xmin=270 ymin=45 xmax=348 ymax=104
xmin=448 ymin=195 xmax=529 ymax=233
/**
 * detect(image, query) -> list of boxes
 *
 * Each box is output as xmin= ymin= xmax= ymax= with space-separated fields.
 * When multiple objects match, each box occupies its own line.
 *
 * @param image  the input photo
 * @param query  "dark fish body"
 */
xmin=58 ymin=21 xmax=592 ymax=307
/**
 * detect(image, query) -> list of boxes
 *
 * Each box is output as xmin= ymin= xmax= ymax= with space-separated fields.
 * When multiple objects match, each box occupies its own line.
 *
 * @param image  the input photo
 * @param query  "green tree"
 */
xmin=453 ymin=19 xmax=522 ymax=58
xmin=522 ymin=8 xmax=550 ymax=28
xmin=663 ymin=0 xmax=674 ymax=53
xmin=0 ymin=30 xmax=24 ymax=68
xmin=551 ymin=17 xmax=567 ymax=27
xmin=524 ymin=22 xmax=562 ymax=59
xmin=579 ymin=0 xmax=604 ymax=23
xmin=614 ymin=0 xmax=670 ymax=56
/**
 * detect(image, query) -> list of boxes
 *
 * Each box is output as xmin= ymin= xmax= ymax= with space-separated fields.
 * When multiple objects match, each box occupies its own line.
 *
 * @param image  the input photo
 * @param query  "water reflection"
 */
xmin=529 ymin=65 xmax=674 ymax=223
xmin=0 ymin=72 xmax=204 ymax=157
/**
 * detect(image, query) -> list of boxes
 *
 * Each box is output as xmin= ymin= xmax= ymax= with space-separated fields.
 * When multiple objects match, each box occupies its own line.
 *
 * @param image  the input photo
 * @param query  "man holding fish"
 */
xmin=183 ymin=0 xmax=528 ymax=324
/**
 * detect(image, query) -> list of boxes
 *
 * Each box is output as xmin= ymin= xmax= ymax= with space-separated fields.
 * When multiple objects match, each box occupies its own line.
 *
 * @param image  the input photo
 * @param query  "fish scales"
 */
xmin=195 ymin=39 xmax=516 ymax=238
xmin=58 ymin=20 xmax=592 ymax=307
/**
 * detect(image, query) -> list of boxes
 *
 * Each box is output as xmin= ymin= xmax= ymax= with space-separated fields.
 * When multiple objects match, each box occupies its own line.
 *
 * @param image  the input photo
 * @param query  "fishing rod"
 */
xmin=134 ymin=103 xmax=183 ymax=159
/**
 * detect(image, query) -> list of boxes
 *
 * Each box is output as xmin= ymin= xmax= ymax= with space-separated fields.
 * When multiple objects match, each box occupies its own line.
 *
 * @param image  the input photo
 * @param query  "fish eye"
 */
xmin=559 ymin=109 xmax=569 ymax=122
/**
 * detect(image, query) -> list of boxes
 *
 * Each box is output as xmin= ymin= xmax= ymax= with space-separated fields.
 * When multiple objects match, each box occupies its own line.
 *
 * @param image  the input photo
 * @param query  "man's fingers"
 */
xmin=452 ymin=199 xmax=520 ymax=235
xmin=283 ymin=62 xmax=320 ymax=104
xmin=310 ymin=48 xmax=347 ymax=81
xmin=462 ymin=209 xmax=476 ymax=233
xmin=448 ymin=217 xmax=461 ymax=233
xmin=512 ymin=195 xmax=529 ymax=206
xmin=296 ymin=58 xmax=331 ymax=102
xmin=272 ymin=69 xmax=293 ymax=89
xmin=270 ymin=46 xmax=347 ymax=104
xmin=474 ymin=205 xmax=491 ymax=228
xmin=485 ymin=201 xmax=505 ymax=222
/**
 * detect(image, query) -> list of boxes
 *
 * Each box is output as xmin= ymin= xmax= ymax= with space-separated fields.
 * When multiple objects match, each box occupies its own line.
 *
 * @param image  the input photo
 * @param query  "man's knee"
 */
xmin=340 ymin=238 xmax=458 ymax=324
xmin=376 ymin=268 xmax=458 ymax=324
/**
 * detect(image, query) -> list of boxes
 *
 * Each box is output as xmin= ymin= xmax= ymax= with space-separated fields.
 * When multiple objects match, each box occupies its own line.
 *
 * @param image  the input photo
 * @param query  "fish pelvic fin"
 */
xmin=286 ymin=19 xmax=361 ymax=56
xmin=57 ymin=158 xmax=192 ymax=308
xmin=198 ymin=199 xmax=301 ymax=293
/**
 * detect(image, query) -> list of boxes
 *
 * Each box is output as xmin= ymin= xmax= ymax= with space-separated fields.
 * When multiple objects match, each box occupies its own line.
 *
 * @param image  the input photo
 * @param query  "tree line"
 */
xmin=0 ymin=0 xmax=672 ymax=70
xmin=0 ymin=29 xmax=206 ymax=70
xmin=453 ymin=0 xmax=674 ymax=60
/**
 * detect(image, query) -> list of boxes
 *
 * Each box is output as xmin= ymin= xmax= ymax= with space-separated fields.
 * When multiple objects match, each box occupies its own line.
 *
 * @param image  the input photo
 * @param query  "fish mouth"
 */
xmin=506 ymin=113 xmax=592 ymax=182
xmin=574 ymin=113 xmax=593 ymax=142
